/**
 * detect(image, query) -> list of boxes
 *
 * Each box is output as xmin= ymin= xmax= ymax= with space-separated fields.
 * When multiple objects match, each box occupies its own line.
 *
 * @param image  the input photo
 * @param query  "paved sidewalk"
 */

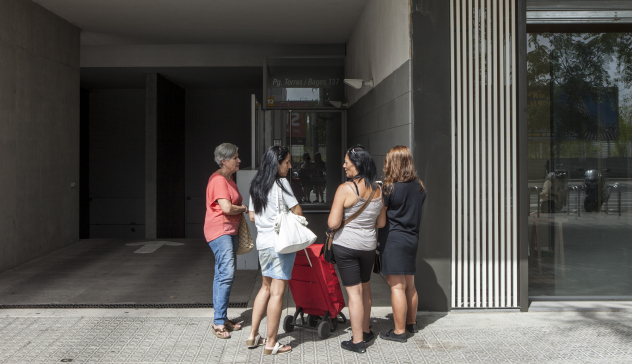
xmin=1 ymin=307 xmax=632 ymax=363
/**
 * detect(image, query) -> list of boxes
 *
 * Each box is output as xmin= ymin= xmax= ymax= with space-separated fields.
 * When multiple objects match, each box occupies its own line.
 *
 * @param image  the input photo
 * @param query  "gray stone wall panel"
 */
xmin=347 ymin=60 xmax=412 ymax=171
xmin=411 ymin=0 xmax=452 ymax=312
xmin=0 ymin=0 xmax=80 ymax=272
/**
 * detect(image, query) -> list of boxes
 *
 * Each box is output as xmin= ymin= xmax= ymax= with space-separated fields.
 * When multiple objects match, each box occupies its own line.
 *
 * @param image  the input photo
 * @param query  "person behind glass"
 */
xmin=327 ymin=145 xmax=386 ymax=354
xmin=298 ymin=152 xmax=313 ymax=203
xmin=247 ymin=146 xmax=303 ymax=355
xmin=312 ymin=152 xmax=326 ymax=203
xmin=377 ymin=146 xmax=426 ymax=343
xmin=204 ymin=143 xmax=248 ymax=339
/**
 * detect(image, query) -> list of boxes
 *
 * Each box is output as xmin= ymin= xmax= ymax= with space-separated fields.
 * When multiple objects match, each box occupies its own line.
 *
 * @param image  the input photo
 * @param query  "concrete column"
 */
xmin=146 ymin=75 xmax=158 ymax=238
xmin=80 ymin=88 xmax=90 ymax=239
xmin=410 ymin=0 xmax=452 ymax=312
xmin=146 ymin=74 xmax=186 ymax=239
xmin=0 ymin=0 xmax=80 ymax=273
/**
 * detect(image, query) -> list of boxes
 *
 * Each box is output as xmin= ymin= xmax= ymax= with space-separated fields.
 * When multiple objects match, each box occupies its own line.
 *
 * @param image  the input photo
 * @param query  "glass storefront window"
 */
xmin=527 ymin=32 xmax=632 ymax=296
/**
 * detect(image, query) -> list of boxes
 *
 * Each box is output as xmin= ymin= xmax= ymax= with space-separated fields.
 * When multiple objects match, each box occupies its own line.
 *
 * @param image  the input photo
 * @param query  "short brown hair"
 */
xmin=382 ymin=145 xmax=425 ymax=194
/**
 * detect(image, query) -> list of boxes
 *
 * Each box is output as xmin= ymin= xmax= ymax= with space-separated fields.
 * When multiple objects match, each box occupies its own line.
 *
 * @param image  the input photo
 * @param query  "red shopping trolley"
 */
xmin=283 ymin=244 xmax=347 ymax=339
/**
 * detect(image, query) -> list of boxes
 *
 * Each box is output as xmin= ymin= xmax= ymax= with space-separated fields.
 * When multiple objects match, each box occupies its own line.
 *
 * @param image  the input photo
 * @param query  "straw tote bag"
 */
xmin=236 ymin=214 xmax=254 ymax=255
xmin=273 ymin=185 xmax=317 ymax=254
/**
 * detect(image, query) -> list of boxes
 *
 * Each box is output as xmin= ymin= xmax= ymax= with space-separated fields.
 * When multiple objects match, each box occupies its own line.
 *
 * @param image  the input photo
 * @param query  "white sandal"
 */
xmin=246 ymin=334 xmax=264 ymax=349
xmin=263 ymin=342 xmax=291 ymax=355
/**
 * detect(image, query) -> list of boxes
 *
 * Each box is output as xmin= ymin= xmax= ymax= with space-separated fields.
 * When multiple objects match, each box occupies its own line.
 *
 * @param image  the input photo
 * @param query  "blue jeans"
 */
xmin=208 ymin=234 xmax=239 ymax=326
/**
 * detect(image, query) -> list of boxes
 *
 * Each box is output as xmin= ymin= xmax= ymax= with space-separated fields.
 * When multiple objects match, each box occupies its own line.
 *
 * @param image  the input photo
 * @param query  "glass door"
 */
xmin=285 ymin=111 xmax=343 ymax=208
xmin=255 ymin=109 xmax=345 ymax=238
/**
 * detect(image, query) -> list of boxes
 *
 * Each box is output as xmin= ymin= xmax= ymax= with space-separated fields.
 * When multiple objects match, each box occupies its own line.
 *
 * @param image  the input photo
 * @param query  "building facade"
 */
xmin=1 ymin=0 xmax=631 ymax=311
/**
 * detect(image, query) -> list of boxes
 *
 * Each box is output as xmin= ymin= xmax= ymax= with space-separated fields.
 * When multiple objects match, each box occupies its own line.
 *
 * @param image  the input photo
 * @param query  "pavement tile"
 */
xmin=0 ymin=311 xmax=632 ymax=363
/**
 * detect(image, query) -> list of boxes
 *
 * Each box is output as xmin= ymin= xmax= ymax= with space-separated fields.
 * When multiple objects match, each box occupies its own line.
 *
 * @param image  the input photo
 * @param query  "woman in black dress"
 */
xmin=377 ymin=146 xmax=426 ymax=343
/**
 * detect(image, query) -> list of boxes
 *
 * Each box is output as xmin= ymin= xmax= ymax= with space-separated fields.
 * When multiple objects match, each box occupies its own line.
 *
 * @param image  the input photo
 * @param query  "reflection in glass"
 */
xmin=527 ymin=33 xmax=632 ymax=296
xmin=256 ymin=110 xmax=342 ymax=209
xmin=286 ymin=112 xmax=341 ymax=206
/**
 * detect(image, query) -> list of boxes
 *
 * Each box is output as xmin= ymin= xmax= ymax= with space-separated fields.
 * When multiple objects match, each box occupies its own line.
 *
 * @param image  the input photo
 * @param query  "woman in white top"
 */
xmin=246 ymin=146 xmax=302 ymax=355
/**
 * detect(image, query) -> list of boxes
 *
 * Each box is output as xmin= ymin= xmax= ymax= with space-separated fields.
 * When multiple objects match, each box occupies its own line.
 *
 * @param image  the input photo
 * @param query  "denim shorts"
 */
xmin=258 ymin=248 xmax=296 ymax=280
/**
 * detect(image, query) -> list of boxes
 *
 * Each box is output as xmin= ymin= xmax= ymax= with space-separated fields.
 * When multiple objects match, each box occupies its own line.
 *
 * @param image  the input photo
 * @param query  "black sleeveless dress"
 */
xmin=377 ymin=180 xmax=426 ymax=275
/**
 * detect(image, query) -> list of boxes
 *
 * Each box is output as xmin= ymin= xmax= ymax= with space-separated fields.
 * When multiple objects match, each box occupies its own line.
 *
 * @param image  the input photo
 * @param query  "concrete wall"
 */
xmin=80 ymin=88 xmax=90 ymax=239
xmin=150 ymin=74 xmax=186 ymax=239
xmin=81 ymin=44 xmax=346 ymax=68
xmin=411 ymin=0 xmax=452 ymax=311
xmin=346 ymin=61 xmax=412 ymax=173
xmin=346 ymin=0 xmax=453 ymax=311
xmin=184 ymin=88 xmax=261 ymax=238
xmin=89 ymin=89 xmax=146 ymax=239
xmin=86 ymin=86 xmax=258 ymax=239
xmin=0 ymin=0 xmax=80 ymax=272
xmin=345 ymin=0 xmax=410 ymax=106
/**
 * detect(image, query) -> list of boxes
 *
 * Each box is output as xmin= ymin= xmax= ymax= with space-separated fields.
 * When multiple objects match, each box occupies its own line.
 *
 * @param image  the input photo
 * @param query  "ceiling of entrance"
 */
xmin=32 ymin=0 xmax=368 ymax=45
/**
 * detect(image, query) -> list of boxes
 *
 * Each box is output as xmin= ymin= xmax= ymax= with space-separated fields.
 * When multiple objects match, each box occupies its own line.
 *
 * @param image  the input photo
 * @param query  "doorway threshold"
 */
xmin=529 ymin=300 xmax=632 ymax=312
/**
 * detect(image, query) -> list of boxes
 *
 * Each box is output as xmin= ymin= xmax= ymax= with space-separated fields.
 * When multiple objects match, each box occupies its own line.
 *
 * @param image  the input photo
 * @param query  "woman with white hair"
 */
xmin=204 ymin=142 xmax=248 ymax=339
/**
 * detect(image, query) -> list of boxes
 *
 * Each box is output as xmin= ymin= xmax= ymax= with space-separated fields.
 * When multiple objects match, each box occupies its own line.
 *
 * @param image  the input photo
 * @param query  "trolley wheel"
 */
xmin=317 ymin=320 xmax=331 ymax=339
xmin=283 ymin=315 xmax=294 ymax=333
xmin=331 ymin=317 xmax=338 ymax=331
xmin=307 ymin=314 xmax=319 ymax=328
xmin=338 ymin=312 xmax=347 ymax=324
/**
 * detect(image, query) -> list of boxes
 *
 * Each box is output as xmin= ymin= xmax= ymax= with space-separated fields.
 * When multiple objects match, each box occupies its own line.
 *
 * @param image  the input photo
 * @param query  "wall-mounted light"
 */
xmin=329 ymin=100 xmax=349 ymax=108
xmin=343 ymin=79 xmax=374 ymax=89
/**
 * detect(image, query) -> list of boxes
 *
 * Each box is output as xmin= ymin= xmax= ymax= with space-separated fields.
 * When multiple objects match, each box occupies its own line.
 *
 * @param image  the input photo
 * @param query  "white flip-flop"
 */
xmin=246 ymin=334 xmax=264 ymax=349
xmin=263 ymin=342 xmax=292 ymax=355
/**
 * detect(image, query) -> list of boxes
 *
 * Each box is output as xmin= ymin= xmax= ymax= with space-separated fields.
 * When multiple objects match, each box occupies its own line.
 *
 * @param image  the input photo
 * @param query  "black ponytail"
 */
xmin=346 ymin=144 xmax=377 ymax=189
xmin=249 ymin=146 xmax=291 ymax=214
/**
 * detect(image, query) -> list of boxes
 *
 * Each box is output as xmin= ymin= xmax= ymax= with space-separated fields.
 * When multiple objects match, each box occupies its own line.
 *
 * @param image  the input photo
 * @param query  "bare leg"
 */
xmin=248 ymin=277 xmax=272 ymax=341
xmin=361 ymin=281 xmax=372 ymax=333
xmin=385 ymin=275 xmax=407 ymax=335
xmin=264 ymin=278 xmax=288 ymax=349
xmin=404 ymin=275 xmax=418 ymax=325
xmin=345 ymin=283 xmax=365 ymax=344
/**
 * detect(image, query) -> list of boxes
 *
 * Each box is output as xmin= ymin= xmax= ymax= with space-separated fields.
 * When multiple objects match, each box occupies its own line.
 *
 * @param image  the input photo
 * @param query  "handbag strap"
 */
xmin=276 ymin=182 xmax=289 ymax=214
xmin=276 ymin=183 xmax=282 ymax=214
xmin=335 ymin=183 xmax=378 ymax=232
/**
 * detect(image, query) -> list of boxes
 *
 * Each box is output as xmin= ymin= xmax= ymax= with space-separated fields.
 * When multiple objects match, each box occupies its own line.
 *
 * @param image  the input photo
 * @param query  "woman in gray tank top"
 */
xmin=327 ymin=145 xmax=386 ymax=354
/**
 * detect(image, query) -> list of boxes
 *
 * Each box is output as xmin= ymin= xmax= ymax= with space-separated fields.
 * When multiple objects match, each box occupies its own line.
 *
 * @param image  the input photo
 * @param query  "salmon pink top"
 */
xmin=204 ymin=173 xmax=243 ymax=242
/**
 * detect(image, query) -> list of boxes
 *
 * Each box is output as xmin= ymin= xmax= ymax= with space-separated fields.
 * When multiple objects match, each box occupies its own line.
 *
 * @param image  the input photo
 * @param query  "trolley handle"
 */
xmin=304 ymin=249 xmax=313 ymax=267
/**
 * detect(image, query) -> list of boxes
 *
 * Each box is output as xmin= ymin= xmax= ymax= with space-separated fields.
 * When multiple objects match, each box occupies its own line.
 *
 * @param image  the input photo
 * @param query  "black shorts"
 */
xmin=332 ymin=244 xmax=376 ymax=287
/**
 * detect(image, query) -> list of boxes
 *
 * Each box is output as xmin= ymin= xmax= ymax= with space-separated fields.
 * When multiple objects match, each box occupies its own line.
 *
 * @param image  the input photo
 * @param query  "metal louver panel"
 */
xmin=451 ymin=0 xmax=518 ymax=308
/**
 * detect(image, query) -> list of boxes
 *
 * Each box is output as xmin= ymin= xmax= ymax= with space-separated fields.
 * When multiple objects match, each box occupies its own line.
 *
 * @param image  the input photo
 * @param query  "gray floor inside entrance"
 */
xmin=0 ymin=239 xmax=258 ymax=306
xmin=0 ymin=239 xmax=393 ymax=309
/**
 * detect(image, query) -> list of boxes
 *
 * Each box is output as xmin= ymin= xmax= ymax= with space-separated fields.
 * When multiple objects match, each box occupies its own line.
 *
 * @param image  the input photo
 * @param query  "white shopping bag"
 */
xmin=273 ymin=185 xmax=317 ymax=254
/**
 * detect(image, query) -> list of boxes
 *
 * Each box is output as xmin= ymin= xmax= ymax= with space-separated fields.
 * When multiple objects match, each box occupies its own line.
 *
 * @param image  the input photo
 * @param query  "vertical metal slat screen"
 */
xmin=451 ymin=0 xmax=518 ymax=308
